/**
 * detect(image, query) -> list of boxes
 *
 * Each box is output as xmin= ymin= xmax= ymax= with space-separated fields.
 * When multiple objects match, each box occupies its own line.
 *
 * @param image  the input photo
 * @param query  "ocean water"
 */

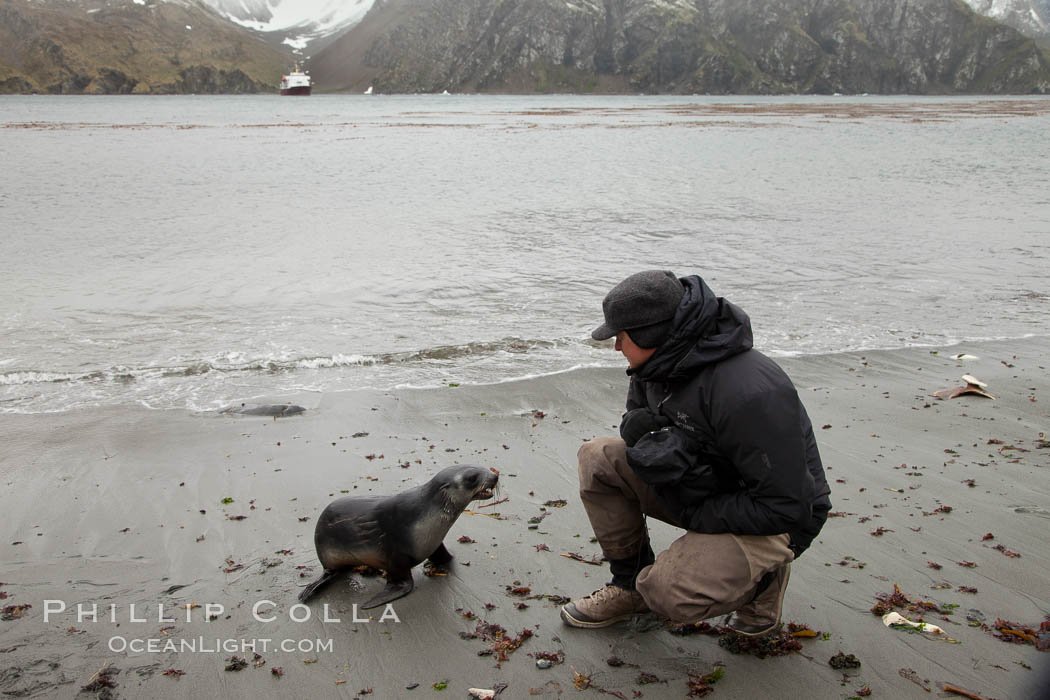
xmin=1 ymin=94 xmax=1049 ymax=414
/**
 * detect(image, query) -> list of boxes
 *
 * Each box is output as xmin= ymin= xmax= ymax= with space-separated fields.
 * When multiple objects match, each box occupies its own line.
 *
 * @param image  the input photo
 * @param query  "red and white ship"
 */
xmin=279 ymin=64 xmax=311 ymax=96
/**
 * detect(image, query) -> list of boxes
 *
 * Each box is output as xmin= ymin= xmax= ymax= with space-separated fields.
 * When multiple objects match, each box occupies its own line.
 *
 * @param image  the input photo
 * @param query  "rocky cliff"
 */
xmin=309 ymin=0 xmax=1050 ymax=94
xmin=0 ymin=0 xmax=289 ymax=94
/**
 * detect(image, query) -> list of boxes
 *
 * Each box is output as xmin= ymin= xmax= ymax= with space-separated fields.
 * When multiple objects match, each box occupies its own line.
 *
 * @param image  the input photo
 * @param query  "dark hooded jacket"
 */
xmin=621 ymin=276 xmax=831 ymax=556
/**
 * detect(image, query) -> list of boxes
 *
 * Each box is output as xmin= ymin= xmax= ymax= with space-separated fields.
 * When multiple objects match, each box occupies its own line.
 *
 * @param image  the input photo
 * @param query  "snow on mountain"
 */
xmin=200 ymin=0 xmax=1049 ymax=54
xmin=200 ymin=0 xmax=375 ymax=51
xmin=962 ymin=0 xmax=1049 ymax=40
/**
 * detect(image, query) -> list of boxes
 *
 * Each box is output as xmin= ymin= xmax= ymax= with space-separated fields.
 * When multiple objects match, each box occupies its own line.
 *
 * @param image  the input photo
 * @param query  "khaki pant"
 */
xmin=578 ymin=436 xmax=794 ymax=624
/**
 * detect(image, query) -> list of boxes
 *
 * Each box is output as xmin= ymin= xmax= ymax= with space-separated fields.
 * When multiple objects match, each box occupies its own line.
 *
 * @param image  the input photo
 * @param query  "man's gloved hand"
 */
xmin=619 ymin=407 xmax=673 ymax=447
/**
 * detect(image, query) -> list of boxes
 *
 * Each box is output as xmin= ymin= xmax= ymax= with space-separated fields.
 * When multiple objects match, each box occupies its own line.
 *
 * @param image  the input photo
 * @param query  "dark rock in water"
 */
xmin=1013 ymin=506 xmax=1050 ymax=518
xmin=161 ymin=584 xmax=189 ymax=595
xmin=226 ymin=404 xmax=306 ymax=417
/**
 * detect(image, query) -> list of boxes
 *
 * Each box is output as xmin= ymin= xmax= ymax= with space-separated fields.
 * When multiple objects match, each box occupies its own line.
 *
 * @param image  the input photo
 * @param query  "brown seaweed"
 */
xmin=686 ymin=665 xmax=725 ymax=697
xmin=828 ymin=652 xmax=861 ymax=669
xmin=718 ymin=629 xmax=803 ymax=658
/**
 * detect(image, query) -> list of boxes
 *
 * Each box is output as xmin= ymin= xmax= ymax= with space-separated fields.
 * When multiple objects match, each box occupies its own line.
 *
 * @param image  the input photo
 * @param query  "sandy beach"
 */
xmin=2 ymin=336 xmax=1048 ymax=699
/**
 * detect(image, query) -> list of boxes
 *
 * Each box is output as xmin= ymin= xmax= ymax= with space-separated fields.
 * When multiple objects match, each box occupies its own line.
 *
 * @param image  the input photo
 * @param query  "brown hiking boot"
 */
xmin=725 ymin=562 xmax=791 ymax=636
xmin=560 ymin=585 xmax=649 ymax=628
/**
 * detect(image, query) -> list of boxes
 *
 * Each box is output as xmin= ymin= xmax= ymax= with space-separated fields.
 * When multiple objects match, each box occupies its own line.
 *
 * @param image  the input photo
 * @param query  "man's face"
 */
xmin=615 ymin=331 xmax=656 ymax=369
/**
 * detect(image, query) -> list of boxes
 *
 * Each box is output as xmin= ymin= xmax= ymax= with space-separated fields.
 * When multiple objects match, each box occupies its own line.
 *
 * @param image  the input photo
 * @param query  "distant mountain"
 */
xmin=200 ymin=0 xmax=375 ymax=53
xmin=309 ymin=0 xmax=1050 ymax=94
xmin=0 ymin=0 xmax=289 ymax=94
xmin=962 ymin=0 xmax=1050 ymax=46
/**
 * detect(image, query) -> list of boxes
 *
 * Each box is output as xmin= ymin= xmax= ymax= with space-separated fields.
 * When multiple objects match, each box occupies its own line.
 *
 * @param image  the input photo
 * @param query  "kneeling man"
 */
xmin=561 ymin=270 xmax=831 ymax=635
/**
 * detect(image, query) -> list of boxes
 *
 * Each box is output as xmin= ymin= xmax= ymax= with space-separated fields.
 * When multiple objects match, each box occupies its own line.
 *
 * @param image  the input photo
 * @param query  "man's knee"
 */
xmin=577 ymin=436 xmax=623 ymax=480
xmin=635 ymin=533 xmax=753 ymax=624
xmin=636 ymin=564 xmax=721 ymax=623
xmin=578 ymin=435 xmax=622 ymax=462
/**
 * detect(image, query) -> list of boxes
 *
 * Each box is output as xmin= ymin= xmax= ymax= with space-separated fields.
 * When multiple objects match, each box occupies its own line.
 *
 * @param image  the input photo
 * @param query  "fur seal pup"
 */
xmin=298 ymin=464 xmax=498 ymax=608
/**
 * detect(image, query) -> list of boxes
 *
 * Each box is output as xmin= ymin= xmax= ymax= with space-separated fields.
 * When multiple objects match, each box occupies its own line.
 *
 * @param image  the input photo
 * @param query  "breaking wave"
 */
xmin=0 ymin=337 xmax=584 ymax=389
xmin=0 ymin=370 xmax=103 ymax=385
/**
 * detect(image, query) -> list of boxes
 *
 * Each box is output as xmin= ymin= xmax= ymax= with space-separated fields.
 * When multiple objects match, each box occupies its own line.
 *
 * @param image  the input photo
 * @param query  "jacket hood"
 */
xmin=630 ymin=275 xmax=753 ymax=382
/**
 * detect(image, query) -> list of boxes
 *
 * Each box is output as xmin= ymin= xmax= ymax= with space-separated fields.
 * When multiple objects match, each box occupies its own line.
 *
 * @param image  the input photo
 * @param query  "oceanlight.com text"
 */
xmin=107 ymin=636 xmax=335 ymax=654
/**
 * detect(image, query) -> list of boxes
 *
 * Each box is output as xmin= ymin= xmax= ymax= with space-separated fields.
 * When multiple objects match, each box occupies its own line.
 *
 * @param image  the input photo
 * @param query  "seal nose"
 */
xmin=473 ymin=471 xmax=499 ymax=501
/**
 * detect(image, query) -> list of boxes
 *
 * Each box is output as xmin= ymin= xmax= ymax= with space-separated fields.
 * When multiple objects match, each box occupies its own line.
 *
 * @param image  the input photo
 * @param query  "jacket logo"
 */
xmin=675 ymin=411 xmax=697 ymax=432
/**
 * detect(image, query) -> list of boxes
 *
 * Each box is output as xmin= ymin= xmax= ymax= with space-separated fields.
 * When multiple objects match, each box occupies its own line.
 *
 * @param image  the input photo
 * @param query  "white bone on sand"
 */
xmin=933 ymin=374 xmax=995 ymax=400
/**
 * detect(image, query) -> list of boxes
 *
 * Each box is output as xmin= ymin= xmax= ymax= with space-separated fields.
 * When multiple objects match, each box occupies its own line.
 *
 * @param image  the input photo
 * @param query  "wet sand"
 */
xmin=1 ymin=337 xmax=1048 ymax=698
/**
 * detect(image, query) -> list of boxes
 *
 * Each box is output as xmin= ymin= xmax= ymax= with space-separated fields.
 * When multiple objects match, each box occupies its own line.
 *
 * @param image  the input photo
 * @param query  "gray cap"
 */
xmin=591 ymin=270 xmax=684 ymax=346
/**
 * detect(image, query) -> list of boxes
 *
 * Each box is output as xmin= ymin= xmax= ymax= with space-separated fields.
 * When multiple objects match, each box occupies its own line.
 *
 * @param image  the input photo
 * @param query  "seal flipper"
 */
xmin=298 ymin=569 xmax=341 ymax=603
xmin=362 ymin=569 xmax=413 ymax=609
xmin=427 ymin=542 xmax=453 ymax=565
